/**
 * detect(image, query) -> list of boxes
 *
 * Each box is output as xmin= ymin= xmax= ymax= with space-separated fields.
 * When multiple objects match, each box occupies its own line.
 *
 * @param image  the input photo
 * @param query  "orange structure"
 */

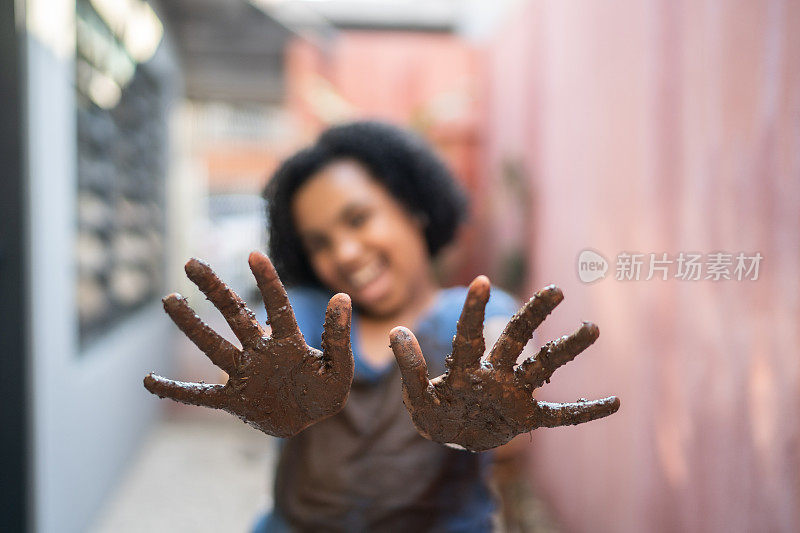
xmin=284 ymin=30 xmax=485 ymax=283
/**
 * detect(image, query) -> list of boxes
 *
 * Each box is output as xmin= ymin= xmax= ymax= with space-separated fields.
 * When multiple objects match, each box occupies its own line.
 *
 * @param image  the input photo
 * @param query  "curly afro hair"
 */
xmin=263 ymin=120 xmax=469 ymax=288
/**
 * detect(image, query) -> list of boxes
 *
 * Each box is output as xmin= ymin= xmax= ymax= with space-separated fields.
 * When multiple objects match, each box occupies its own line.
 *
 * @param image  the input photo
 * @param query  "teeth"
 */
xmin=349 ymin=261 xmax=384 ymax=289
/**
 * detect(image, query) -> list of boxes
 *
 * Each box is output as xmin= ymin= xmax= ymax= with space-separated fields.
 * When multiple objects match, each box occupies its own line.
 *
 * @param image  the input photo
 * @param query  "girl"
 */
xmin=258 ymin=121 xmax=519 ymax=531
xmin=145 ymin=121 xmax=618 ymax=532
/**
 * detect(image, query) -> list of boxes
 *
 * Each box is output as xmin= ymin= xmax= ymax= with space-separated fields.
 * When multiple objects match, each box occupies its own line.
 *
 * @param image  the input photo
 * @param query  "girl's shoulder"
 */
xmin=433 ymin=284 xmax=519 ymax=323
xmin=410 ymin=284 xmax=519 ymax=377
xmin=413 ymin=284 xmax=518 ymax=345
xmin=285 ymin=285 xmax=333 ymax=309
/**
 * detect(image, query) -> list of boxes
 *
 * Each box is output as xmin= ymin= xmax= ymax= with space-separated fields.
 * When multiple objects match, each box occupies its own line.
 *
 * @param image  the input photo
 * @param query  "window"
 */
xmin=75 ymin=0 xmax=169 ymax=345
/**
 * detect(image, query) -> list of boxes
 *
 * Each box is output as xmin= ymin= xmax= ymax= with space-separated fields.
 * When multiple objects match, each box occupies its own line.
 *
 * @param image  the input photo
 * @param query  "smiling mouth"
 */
xmin=346 ymin=258 xmax=388 ymax=291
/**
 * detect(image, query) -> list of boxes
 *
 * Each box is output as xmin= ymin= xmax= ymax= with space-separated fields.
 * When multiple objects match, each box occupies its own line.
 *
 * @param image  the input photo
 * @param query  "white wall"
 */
xmin=25 ymin=2 xmax=180 ymax=531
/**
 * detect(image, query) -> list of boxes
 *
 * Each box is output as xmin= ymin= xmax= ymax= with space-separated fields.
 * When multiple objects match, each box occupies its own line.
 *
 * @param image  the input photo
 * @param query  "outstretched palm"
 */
xmin=144 ymin=251 xmax=354 ymax=438
xmin=390 ymin=276 xmax=619 ymax=452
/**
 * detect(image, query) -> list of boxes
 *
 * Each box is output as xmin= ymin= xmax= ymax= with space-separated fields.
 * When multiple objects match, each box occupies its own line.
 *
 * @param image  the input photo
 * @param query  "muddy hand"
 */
xmin=390 ymin=277 xmax=619 ymax=452
xmin=144 ymin=251 xmax=354 ymax=438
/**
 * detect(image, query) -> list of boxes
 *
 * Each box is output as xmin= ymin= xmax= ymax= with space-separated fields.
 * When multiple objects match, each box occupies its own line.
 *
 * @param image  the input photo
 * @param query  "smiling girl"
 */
xmin=144 ymin=121 xmax=618 ymax=532
xmin=257 ymin=121 xmax=520 ymax=531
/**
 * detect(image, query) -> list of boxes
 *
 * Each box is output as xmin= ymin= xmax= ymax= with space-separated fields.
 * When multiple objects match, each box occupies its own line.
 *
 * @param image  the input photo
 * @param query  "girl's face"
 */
xmin=291 ymin=159 xmax=433 ymax=318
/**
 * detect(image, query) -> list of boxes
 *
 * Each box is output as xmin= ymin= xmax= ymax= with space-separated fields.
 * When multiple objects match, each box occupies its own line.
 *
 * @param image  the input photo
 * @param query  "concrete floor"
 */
xmin=90 ymin=413 xmax=277 ymax=533
xmin=89 ymin=406 xmax=558 ymax=533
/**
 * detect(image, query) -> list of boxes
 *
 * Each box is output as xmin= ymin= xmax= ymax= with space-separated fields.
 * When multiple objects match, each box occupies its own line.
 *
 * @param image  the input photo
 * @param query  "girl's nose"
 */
xmin=332 ymin=236 xmax=364 ymax=266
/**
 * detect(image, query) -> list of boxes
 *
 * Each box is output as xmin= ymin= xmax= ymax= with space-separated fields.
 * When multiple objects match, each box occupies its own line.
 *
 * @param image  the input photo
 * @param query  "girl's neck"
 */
xmin=355 ymin=270 xmax=440 ymax=371
xmin=360 ymin=269 xmax=440 ymax=328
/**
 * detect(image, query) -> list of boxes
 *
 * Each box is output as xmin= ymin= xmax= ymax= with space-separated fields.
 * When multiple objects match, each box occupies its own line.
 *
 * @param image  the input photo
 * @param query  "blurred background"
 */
xmin=2 ymin=0 xmax=798 ymax=531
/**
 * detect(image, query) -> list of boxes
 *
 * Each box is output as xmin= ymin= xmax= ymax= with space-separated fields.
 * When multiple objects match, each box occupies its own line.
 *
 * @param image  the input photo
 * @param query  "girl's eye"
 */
xmin=346 ymin=210 xmax=369 ymax=228
xmin=305 ymin=235 xmax=330 ymax=254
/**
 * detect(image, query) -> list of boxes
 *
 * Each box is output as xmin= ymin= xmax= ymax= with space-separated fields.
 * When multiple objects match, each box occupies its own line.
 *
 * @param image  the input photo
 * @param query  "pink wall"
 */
xmin=483 ymin=1 xmax=800 ymax=532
